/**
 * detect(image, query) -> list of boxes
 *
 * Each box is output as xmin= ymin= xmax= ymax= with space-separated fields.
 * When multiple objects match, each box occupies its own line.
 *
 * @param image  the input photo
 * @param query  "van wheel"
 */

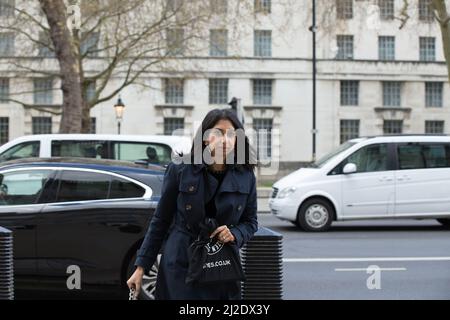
xmin=297 ymin=199 xmax=334 ymax=232
xmin=437 ymin=219 xmax=450 ymax=228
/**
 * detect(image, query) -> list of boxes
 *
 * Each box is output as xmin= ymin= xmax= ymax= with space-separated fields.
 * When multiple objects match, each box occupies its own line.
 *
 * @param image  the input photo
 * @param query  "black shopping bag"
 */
xmin=185 ymin=218 xmax=245 ymax=284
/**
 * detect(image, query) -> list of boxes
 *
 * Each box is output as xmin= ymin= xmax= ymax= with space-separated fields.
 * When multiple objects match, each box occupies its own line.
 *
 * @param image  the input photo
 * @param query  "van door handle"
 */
xmin=379 ymin=176 xmax=393 ymax=182
xmin=397 ymin=175 xmax=411 ymax=181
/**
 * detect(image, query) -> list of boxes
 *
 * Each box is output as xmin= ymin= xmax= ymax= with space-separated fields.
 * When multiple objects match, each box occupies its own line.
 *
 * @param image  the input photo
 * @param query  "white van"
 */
xmin=269 ymin=135 xmax=450 ymax=232
xmin=0 ymin=134 xmax=192 ymax=166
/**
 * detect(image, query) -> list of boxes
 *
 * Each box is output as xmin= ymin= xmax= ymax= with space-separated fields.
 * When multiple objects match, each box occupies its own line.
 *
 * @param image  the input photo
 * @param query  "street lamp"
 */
xmin=308 ymin=0 xmax=318 ymax=162
xmin=114 ymin=96 xmax=125 ymax=135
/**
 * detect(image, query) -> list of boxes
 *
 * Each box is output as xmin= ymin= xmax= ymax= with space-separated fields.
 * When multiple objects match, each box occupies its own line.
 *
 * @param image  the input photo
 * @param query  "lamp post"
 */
xmin=114 ymin=96 xmax=125 ymax=135
xmin=309 ymin=0 xmax=317 ymax=162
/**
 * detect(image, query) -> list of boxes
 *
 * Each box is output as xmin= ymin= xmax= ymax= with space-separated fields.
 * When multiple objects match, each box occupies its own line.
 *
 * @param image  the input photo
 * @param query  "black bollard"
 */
xmin=241 ymin=227 xmax=283 ymax=300
xmin=0 ymin=227 xmax=14 ymax=300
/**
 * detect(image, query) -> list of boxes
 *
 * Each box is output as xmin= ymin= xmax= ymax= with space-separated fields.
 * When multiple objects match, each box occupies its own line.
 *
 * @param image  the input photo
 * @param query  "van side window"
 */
xmin=398 ymin=143 xmax=450 ymax=170
xmin=111 ymin=142 xmax=172 ymax=165
xmin=398 ymin=144 xmax=426 ymax=170
xmin=331 ymin=144 xmax=389 ymax=174
xmin=422 ymin=144 xmax=450 ymax=168
xmin=0 ymin=141 xmax=40 ymax=161
xmin=51 ymin=141 xmax=110 ymax=159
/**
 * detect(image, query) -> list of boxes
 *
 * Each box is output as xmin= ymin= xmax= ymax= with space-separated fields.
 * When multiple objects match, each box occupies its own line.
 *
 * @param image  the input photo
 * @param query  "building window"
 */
xmin=210 ymin=0 xmax=227 ymax=14
xmin=0 ymin=0 xmax=14 ymax=17
xmin=379 ymin=36 xmax=395 ymax=61
xmin=383 ymin=81 xmax=402 ymax=107
xmin=166 ymin=29 xmax=184 ymax=56
xmin=38 ymin=32 xmax=54 ymax=57
xmin=164 ymin=79 xmax=184 ymax=105
xmin=0 ymin=117 xmax=9 ymax=145
xmin=379 ymin=0 xmax=394 ymax=20
xmin=210 ymin=29 xmax=228 ymax=57
xmin=34 ymin=78 xmax=53 ymax=105
xmin=209 ymin=79 xmax=228 ymax=104
xmin=85 ymin=80 xmax=96 ymax=102
xmin=90 ymin=117 xmax=96 ymax=134
xmin=164 ymin=117 xmax=184 ymax=136
xmin=336 ymin=35 xmax=354 ymax=60
xmin=425 ymin=82 xmax=443 ymax=107
xmin=340 ymin=120 xmax=360 ymax=144
xmin=425 ymin=121 xmax=444 ymax=134
xmin=419 ymin=0 xmax=434 ymax=22
xmin=0 ymin=32 xmax=14 ymax=56
xmin=336 ymin=0 xmax=353 ymax=20
xmin=420 ymin=37 xmax=436 ymax=61
xmin=255 ymin=0 xmax=271 ymax=14
xmin=253 ymin=118 xmax=272 ymax=160
xmin=81 ymin=32 xmax=100 ymax=57
xmin=0 ymin=78 xmax=9 ymax=103
xmin=340 ymin=81 xmax=359 ymax=106
xmin=254 ymin=30 xmax=272 ymax=57
xmin=253 ymin=79 xmax=273 ymax=105
xmin=383 ymin=120 xmax=403 ymax=134
xmin=32 ymin=117 xmax=52 ymax=134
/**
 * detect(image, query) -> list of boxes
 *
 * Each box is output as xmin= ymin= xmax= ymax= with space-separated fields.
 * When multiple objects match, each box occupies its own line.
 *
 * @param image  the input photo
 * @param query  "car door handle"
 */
xmin=379 ymin=177 xmax=393 ymax=182
xmin=397 ymin=175 xmax=411 ymax=181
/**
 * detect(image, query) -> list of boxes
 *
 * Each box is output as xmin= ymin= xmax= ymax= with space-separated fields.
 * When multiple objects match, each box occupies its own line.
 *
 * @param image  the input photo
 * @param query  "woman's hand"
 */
xmin=210 ymin=225 xmax=235 ymax=243
xmin=127 ymin=266 xmax=145 ymax=297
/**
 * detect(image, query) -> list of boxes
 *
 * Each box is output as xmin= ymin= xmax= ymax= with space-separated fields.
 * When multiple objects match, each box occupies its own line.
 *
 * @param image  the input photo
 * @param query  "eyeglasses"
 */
xmin=210 ymin=128 xmax=237 ymax=139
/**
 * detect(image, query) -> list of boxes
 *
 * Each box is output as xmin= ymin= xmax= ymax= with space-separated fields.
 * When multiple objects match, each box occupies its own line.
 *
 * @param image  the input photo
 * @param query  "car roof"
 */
xmin=5 ymin=134 xmax=191 ymax=145
xmin=351 ymin=134 xmax=450 ymax=144
xmin=0 ymin=157 xmax=166 ymax=175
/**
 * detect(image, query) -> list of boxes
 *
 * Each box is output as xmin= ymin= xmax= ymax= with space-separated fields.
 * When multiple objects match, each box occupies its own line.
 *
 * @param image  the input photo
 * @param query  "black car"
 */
xmin=0 ymin=158 xmax=165 ymax=299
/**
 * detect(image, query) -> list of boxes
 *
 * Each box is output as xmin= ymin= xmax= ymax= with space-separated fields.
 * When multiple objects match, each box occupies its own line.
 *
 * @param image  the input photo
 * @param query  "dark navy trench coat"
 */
xmin=134 ymin=161 xmax=258 ymax=300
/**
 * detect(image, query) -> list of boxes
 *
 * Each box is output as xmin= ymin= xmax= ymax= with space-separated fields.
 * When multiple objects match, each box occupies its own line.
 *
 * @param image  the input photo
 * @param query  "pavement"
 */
xmin=258 ymin=213 xmax=450 ymax=300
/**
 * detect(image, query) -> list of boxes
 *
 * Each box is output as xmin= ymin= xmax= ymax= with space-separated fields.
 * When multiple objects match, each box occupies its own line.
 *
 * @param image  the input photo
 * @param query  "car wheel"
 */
xmin=297 ymin=198 xmax=334 ymax=232
xmin=126 ymin=254 xmax=161 ymax=300
xmin=437 ymin=219 xmax=450 ymax=228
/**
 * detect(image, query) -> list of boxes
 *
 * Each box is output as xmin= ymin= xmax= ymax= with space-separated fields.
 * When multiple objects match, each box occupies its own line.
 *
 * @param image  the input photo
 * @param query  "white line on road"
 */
xmin=283 ymin=257 xmax=450 ymax=263
xmin=335 ymin=268 xmax=407 ymax=272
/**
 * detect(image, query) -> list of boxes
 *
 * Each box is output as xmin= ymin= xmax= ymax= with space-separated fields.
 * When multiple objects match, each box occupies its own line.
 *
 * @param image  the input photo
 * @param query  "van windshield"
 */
xmin=310 ymin=141 xmax=357 ymax=168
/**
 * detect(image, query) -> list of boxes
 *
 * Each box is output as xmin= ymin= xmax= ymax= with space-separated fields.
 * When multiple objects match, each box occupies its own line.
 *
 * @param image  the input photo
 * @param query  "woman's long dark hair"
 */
xmin=182 ymin=108 xmax=257 ymax=171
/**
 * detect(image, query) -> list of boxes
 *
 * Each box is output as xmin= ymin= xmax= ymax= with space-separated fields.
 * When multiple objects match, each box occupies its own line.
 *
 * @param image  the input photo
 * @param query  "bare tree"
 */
xmin=0 ymin=0 xmax=240 ymax=133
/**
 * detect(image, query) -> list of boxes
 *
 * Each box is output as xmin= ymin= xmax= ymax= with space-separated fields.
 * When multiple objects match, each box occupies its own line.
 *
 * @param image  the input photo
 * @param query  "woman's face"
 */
xmin=205 ymin=119 xmax=237 ymax=161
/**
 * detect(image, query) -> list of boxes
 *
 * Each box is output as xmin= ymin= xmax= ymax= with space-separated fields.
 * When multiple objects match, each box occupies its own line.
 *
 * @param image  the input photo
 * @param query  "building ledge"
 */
xmin=154 ymin=104 xmax=194 ymax=109
xmin=374 ymin=107 xmax=412 ymax=113
xmin=244 ymin=105 xmax=283 ymax=110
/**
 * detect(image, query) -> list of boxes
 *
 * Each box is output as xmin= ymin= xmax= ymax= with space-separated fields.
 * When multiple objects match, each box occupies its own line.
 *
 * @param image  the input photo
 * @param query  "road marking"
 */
xmin=335 ymin=268 xmax=407 ymax=272
xmin=283 ymin=257 xmax=450 ymax=263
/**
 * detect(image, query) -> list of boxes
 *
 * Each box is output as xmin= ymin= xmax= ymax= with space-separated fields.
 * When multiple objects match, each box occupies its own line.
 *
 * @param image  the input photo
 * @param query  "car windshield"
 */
xmin=310 ymin=141 xmax=357 ymax=168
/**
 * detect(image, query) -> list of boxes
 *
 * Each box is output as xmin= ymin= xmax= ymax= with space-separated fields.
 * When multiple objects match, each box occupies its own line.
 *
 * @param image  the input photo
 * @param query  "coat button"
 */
xmin=185 ymin=204 xmax=192 ymax=211
xmin=237 ymin=205 xmax=242 ymax=211
xmin=188 ymin=186 xmax=195 ymax=192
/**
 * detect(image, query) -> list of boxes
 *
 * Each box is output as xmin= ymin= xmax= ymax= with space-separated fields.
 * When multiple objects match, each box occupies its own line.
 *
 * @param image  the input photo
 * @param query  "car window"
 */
xmin=0 ymin=170 xmax=53 ymax=206
xmin=398 ymin=143 xmax=450 ymax=170
xmin=398 ymin=144 xmax=426 ymax=170
xmin=422 ymin=144 xmax=450 ymax=168
xmin=109 ymin=177 xmax=145 ymax=199
xmin=336 ymin=144 xmax=389 ymax=174
xmin=112 ymin=142 xmax=172 ymax=165
xmin=0 ymin=141 xmax=40 ymax=162
xmin=56 ymin=170 xmax=110 ymax=202
xmin=51 ymin=140 xmax=110 ymax=159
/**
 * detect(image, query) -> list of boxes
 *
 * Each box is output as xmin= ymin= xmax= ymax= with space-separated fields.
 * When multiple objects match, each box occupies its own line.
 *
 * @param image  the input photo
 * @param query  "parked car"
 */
xmin=0 ymin=134 xmax=191 ymax=167
xmin=0 ymin=157 xmax=165 ymax=299
xmin=269 ymin=135 xmax=450 ymax=232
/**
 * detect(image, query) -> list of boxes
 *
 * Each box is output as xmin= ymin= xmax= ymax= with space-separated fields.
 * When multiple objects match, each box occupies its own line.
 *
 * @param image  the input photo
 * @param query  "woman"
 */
xmin=127 ymin=108 xmax=258 ymax=300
